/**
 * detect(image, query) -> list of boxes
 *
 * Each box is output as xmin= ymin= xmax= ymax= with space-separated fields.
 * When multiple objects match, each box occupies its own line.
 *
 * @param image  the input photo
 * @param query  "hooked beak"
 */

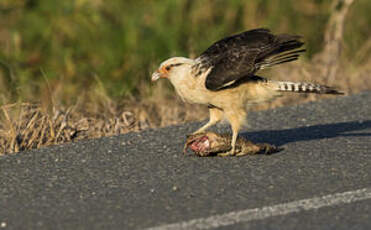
xmin=151 ymin=71 xmax=161 ymax=82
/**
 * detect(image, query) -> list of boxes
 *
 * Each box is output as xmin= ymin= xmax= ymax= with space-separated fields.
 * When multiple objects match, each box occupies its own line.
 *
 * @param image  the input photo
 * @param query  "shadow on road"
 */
xmin=241 ymin=120 xmax=371 ymax=146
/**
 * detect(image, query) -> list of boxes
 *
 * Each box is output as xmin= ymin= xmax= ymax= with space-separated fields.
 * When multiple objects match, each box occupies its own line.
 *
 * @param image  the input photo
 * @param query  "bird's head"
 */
xmin=151 ymin=57 xmax=194 ymax=82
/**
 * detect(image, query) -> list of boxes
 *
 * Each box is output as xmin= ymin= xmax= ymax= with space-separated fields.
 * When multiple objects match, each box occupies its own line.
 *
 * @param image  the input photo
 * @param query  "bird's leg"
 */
xmin=185 ymin=108 xmax=223 ymax=153
xmin=230 ymin=130 xmax=238 ymax=154
xmin=217 ymin=127 xmax=239 ymax=157
xmin=218 ymin=111 xmax=244 ymax=157
xmin=192 ymin=108 xmax=223 ymax=135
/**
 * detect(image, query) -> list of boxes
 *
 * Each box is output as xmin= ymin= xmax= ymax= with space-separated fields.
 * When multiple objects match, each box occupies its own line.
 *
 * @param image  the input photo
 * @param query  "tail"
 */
xmin=256 ymin=34 xmax=305 ymax=69
xmin=264 ymin=80 xmax=344 ymax=95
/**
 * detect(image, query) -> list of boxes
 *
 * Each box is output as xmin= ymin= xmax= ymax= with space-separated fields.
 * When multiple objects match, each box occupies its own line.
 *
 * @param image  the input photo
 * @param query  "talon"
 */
xmin=235 ymin=151 xmax=248 ymax=157
xmin=217 ymin=150 xmax=235 ymax=157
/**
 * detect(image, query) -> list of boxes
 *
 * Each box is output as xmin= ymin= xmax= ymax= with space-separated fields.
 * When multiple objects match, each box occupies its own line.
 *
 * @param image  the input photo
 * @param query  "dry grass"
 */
xmin=1 ymin=56 xmax=369 ymax=155
xmin=0 ymin=94 xmax=208 ymax=155
xmin=0 ymin=103 xmax=137 ymax=153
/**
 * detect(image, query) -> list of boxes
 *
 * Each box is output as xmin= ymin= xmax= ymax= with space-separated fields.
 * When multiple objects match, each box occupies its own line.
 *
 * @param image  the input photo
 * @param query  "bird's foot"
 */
xmin=217 ymin=149 xmax=236 ymax=157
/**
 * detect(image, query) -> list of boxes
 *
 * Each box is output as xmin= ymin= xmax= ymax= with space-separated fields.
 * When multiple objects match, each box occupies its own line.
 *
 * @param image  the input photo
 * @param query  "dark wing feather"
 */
xmin=195 ymin=28 xmax=304 ymax=91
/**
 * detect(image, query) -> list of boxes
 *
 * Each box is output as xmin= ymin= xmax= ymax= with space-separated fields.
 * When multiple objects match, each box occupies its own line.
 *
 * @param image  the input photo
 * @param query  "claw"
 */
xmin=217 ymin=152 xmax=232 ymax=157
xmin=217 ymin=149 xmax=235 ymax=157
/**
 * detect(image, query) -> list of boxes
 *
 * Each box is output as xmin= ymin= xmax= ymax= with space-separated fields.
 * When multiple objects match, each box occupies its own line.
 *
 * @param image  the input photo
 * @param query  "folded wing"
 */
xmin=194 ymin=28 xmax=305 ymax=91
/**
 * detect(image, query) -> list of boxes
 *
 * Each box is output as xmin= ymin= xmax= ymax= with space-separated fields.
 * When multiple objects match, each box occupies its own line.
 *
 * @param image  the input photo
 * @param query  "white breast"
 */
xmin=169 ymin=68 xmax=211 ymax=105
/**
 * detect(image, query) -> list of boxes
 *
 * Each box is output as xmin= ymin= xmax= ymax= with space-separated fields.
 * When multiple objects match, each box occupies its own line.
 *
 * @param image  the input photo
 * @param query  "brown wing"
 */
xmin=194 ymin=28 xmax=304 ymax=91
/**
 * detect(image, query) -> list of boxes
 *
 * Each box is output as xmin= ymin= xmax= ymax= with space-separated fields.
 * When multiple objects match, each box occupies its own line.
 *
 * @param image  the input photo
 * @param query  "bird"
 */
xmin=151 ymin=28 xmax=342 ymax=156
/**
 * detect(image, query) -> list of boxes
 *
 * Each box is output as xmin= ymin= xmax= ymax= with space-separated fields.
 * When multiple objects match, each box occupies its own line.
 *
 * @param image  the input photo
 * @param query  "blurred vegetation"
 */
xmin=0 ymin=0 xmax=370 ymax=104
xmin=0 ymin=0 xmax=370 ymax=154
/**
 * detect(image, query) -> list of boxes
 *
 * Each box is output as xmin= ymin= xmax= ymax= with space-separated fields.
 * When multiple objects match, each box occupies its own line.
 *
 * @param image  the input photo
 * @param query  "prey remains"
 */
xmin=184 ymin=131 xmax=281 ymax=157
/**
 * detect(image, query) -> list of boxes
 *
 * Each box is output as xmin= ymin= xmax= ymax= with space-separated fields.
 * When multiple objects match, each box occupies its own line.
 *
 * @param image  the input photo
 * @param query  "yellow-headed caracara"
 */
xmin=152 ymin=28 xmax=342 ymax=156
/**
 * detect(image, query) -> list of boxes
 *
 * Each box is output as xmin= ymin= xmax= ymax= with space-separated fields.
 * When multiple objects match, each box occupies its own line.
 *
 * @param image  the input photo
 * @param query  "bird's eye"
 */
xmin=165 ymin=66 xmax=171 ymax=71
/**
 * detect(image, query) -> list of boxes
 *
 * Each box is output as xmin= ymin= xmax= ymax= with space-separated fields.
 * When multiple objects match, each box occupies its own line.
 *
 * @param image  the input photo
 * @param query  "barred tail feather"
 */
xmin=266 ymin=80 xmax=344 ymax=95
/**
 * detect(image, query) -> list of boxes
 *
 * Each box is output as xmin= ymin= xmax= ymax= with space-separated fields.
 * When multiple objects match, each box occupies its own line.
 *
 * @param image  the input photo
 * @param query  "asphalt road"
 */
xmin=1 ymin=92 xmax=370 ymax=230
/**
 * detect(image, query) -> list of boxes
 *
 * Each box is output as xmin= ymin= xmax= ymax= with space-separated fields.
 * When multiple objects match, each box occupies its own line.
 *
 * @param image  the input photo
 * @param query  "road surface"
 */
xmin=1 ymin=91 xmax=370 ymax=230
